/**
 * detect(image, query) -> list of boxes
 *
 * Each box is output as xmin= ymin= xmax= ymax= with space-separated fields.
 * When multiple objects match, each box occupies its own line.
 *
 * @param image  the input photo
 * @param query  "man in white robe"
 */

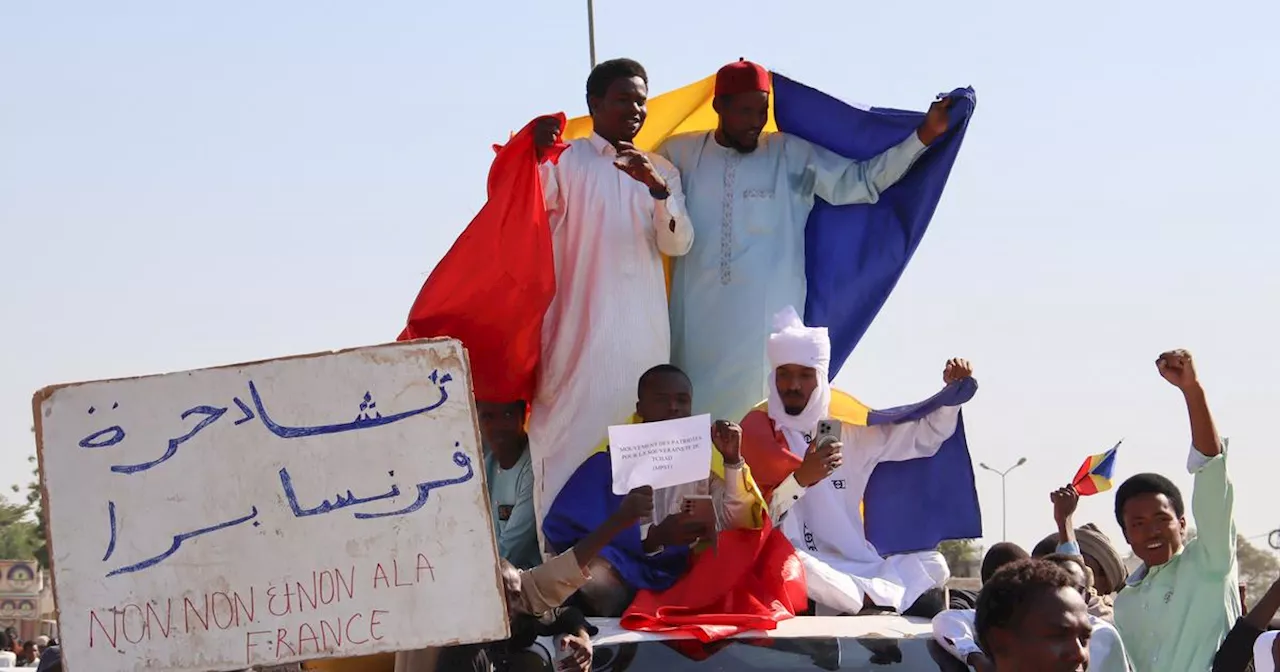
xmin=739 ymin=306 xmax=975 ymax=617
xmin=526 ymin=58 xmax=694 ymax=529
xmin=657 ymin=59 xmax=953 ymax=424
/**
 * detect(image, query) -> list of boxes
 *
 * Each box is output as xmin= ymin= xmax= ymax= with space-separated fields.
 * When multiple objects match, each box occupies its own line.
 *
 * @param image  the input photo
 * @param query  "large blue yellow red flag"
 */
xmin=1072 ymin=441 xmax=1121 ymax=496
xmin=561 ymin=70 xmax=979 ymax=555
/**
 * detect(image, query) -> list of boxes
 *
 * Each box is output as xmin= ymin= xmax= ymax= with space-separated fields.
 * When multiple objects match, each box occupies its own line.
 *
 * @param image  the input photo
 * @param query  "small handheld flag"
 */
xmin=1071 ymin=441 xmax=1120 ymax=496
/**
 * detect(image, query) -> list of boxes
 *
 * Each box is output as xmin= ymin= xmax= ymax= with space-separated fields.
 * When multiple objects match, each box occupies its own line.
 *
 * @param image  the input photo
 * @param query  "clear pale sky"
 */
xmin=2 ymin=0 xmax=1277 ymax=558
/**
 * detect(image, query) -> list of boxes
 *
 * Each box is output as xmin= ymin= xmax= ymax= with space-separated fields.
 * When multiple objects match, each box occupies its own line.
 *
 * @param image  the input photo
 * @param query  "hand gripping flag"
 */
xmin=1072 ymin=442 xmax=1120 ymax=496
xmin=397 ymin=115 xmax=567 ymax=403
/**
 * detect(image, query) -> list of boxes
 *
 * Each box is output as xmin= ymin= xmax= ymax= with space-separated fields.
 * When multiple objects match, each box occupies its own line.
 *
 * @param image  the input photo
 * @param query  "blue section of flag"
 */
xmin=542 ymin=452 xmax=690 ymax=591
xmin=772 ymin=76 xmax=980 ymax=554
xmin=1092 ymin=447 xmax=1118 ymax=479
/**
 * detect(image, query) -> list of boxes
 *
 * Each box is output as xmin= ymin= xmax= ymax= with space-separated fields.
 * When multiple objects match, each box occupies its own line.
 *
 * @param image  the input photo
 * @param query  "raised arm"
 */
xmin=1052 ymin=485 xmax=1082 ymax=555
xmin=850 ymin=359 xmax=973 ymax=465
xmin=784 ymin=95 xmax=954 ymax=207
xmin=709 ymin=420 xmax=766 ymax=530
xmin=1158 ymin=350 xmax=1234 ymax=572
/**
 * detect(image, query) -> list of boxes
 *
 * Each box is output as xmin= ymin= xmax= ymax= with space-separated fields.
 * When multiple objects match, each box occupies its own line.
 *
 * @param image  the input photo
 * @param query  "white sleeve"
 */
xmin=845 ymin=406 xmax=960 ymax=466
xmin=768 ymin=474 xmax=807 ymax=521
xmin=931 ymin=609 xmax=981 ymax=662
xmin=1255 ymin=630 xmax=1279 ymax=672
xmin=1089 ymin=620 xmax=1132 ymax=672
xmin=650 ymin=153 xmax=693 ymax=256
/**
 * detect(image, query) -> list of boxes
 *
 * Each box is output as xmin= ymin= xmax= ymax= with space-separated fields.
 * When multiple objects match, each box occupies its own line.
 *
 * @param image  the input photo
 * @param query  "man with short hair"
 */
xmin=526 ymin=58 xmax=695 ymax=530
xmin=542 ymin=364 xmax=767 ymax=617
xmin=975 ymin=559 xmax=1091 ymax=672
xmin=477 ymin=400 xmax=539 ymax=569
xmin=739 ymin=305 xmax=976 ymax=617
xmin=1113 ymin=350 xmax=1238 ymax=671
xmin=657 ymin=58 xmax=952 ymax=424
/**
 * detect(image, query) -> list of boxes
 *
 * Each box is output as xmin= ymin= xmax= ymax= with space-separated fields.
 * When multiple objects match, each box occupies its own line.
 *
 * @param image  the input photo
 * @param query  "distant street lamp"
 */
xmin=979 ymin=458 xmax=1028 ymax=542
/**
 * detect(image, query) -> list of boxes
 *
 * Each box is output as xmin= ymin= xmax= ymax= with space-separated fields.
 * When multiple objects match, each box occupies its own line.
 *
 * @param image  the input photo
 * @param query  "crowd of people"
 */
xmin=387 ymin=55 xmax=1263 ymax=672
xmin=0 ymin=629 xmax=58 ymax=671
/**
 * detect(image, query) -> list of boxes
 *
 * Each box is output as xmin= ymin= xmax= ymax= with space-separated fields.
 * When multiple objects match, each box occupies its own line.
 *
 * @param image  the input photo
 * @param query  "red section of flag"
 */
xmin=398 ymin=115 xmax=567 ymax=403
xmin=620 ymin=518 xmax=807 ymax=642
xmin=1070 ymin=459 xmax=1093 ymax=490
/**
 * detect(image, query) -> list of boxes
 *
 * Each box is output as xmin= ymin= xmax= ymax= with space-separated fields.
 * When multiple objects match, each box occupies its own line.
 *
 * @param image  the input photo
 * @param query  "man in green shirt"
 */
xmin=1113 ymin=349 xmax=1240 ymax=671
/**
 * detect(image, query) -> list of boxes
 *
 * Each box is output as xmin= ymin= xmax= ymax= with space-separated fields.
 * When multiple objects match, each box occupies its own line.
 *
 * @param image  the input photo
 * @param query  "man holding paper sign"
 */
xmin=543 ymin=365 xmax=807 ymax=641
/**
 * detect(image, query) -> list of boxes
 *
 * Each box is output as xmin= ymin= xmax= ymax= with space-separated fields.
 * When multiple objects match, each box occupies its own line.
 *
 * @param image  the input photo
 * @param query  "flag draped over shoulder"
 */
xmin=397 ymin=114 xmax=566 ymax=403
xmin=563 ymin=75 xmax=980 ymax=552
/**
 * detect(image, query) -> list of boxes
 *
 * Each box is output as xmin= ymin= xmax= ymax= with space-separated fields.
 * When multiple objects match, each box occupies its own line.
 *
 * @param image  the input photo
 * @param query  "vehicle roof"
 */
xmin=590 ymin=614 xmax=934 ymax=646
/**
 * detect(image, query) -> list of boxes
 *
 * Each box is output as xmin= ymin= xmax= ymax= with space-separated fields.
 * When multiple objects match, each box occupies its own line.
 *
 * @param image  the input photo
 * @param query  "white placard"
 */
xmin=32 ymin=340 xmax=508 ymax=672
xmin=608 ymin=414 xmax=713 ymax=495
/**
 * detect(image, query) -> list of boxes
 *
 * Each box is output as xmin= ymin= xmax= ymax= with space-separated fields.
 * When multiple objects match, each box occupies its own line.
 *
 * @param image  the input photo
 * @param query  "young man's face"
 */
xmin=775 ymin=364 xmax=819 ymax=415
xmin=1121 ymin=491 xmax=1186 ymax=567
xmin=476 ymin=401 xmax=526 ymax=454
xmin=636 ymin=372 xmax=692 ymax=423
xmin=589 ymin=76 xmax=648 ymax=143
xmin=994 ymin=587 xmax=1091 ymax=672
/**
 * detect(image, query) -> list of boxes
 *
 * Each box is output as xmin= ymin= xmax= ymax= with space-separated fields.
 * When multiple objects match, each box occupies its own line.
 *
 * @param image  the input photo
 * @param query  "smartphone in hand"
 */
xmin=817 ymin=419 xmax=842 ymax=447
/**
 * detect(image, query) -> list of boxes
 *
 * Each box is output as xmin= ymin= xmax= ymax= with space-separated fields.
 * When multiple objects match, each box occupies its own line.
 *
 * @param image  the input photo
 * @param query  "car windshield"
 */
xmin=586 ymin=637 xmax=969 ymax=671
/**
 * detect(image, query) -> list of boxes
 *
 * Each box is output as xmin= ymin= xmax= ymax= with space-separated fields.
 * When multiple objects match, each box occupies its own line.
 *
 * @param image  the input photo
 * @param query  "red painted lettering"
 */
xmin=88 ymin=610 xmax=117 ymax=649
xmin=146 ymin=600 xmax=172 ymax=639
xmin=296 ymin=575 xmax=318 ymax=611
xmin=370 ymin=609 xmax=388 ymax=641
xmin=245 ymin=630 xmax=272 ymax=664
xmin=319 ymin=617 xmax=343 ymax=650
xmin=372 ymin=563 xmax=390 ymax=590
xmin=336 ymin=565 xmax=356 ymax=599
xmin=267 ymin=584 xmax=290 ymax=617
xmin=416 ymin=554 xmax=435 ymax=583
xmin=121 ymin=604 xmax=148 ymax=644
xmin=234 ymin=587 xmax=256 ymax=624
xmin=392 ymin=559 xmax=412 ymax=587
xmin=318 ymin=570 xmax=335 ymax=605
xmin=345 ymin=612 xmax=369 ymax=645
xmin=212 ymin=592 xmax=237 ymax=630
xmin=297 ymin=622 xmax=320 ymax=655
xmin=184 ymin=595 xmax=210 ymax=632
xmin=275 ymin=628 xmax=296 ymax=659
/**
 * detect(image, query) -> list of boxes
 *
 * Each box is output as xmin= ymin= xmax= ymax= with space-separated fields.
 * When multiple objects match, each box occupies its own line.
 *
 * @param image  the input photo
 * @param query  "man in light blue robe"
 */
xmin=656 ymin=60 xmax=955 ymax=423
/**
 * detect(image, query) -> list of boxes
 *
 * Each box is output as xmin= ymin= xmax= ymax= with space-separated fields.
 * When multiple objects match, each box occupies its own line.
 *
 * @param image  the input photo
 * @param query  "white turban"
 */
xmin=766 ymin=306 xmax=832 ymax=433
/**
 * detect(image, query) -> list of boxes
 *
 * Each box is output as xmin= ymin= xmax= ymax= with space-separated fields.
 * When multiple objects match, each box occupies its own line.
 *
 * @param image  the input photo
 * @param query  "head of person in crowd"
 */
xmin=976 ymin=559 xmax=1091 ymax=672
xmin=635 ymin=364 xmax=693 ymax=423
xmin=712 ymin=59 xmax=771 ymax=153
xmin=767 ymin=306 xmax=831 ymax=430
xmin=35 ymin=645 xmax=60 ymax=672
xmin=1040 ymin=554 xmax=1091 ymax=597
xmin=1033 ymin=524 xmax=1128 ymax=595
xmin=981 ymin=542 xmax=1031 ymax=584
xmin=1115 ymin=471 xmax=1187 ymax=568
xmin=585 ymin=58 xmax=649 ymax=145
xmin=476 ymin=400 xmax=528 ymax=460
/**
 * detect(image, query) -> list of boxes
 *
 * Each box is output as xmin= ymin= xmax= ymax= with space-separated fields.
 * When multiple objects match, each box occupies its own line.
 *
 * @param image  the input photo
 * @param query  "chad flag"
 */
xmin=401 ymin=69 xmax=978 ymax=552
xmin=1072 ymin=442 xmax=1121 ymax=495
